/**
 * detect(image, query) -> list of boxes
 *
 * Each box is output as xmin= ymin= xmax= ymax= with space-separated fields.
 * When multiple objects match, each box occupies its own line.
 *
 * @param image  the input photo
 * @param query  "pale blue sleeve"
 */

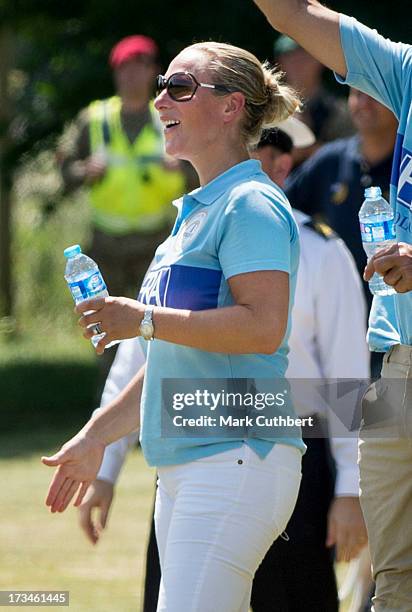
xmin=336 ymin=14 xmax=412 ymax=118
xmin=216 ymin=186 xmax=297 ymax=280
xmin=367 ymin=294 xmax=400 ymax=352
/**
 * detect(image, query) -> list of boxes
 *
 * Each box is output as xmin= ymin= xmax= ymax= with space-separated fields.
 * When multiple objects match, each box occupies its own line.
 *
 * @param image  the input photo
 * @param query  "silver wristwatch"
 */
xmin=139 ymin=305 xmax=155 ymax=341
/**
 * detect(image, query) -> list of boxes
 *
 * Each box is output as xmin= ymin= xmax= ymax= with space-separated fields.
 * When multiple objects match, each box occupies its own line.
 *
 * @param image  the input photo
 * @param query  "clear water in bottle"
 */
xmin=64 ymin=244 xmax=118 ymax=349
xmin=359 ymin=186 xmax=396 ymax=296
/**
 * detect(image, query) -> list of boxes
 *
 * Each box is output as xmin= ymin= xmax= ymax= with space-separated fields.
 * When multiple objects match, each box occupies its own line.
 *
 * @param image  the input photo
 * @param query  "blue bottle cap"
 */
xmin=364 ymin=186 xmax=382 ymax=199
xmin=64 ymin=244 xmax=82 ymax=258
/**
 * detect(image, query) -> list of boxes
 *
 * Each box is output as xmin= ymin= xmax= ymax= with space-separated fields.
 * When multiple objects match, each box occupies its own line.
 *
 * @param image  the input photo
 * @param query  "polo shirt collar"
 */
xmin=188 ymin=159 xmax=262 ymax=206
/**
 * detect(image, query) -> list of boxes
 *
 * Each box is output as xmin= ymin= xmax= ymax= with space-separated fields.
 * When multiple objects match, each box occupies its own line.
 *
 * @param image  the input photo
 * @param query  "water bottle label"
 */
xmin=68 ymin=272 xmax=107 ymax=302
xmin=360 ymin=219 xmax=395 ymax=243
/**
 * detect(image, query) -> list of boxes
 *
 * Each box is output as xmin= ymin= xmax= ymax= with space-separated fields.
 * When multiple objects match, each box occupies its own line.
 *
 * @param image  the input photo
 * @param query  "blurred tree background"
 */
xmin=0 ymin=0 xmax=409 ymax=430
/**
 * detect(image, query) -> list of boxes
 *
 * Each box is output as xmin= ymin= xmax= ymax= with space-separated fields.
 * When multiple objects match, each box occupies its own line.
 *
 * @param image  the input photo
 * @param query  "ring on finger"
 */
xmin=93 ymin=323 xmax=103 ymax=335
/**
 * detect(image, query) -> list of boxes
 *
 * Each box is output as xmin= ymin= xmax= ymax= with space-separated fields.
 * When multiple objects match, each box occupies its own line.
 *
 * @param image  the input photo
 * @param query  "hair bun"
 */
xmin=262 ymin=63 xmax=301 ymax=129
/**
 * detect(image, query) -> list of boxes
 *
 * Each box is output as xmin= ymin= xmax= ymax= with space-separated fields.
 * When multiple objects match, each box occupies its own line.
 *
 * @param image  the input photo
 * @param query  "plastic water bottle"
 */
xmin=64 ymin=244 xmax=118 ymax=349
xmin=359 ymin=186 xmax=396 ymax=296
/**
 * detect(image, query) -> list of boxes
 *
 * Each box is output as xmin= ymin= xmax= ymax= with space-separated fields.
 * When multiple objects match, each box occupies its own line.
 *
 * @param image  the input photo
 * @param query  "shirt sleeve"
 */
xmin=314 ymin=237 xmax=369 ymax=497
xmin=95 ymin=338 xmax=145 ymax=484
xmin=336 ymin=14 xmax=412 ymax=118
xmin=216 ymin=184 xmax=298 ymax=280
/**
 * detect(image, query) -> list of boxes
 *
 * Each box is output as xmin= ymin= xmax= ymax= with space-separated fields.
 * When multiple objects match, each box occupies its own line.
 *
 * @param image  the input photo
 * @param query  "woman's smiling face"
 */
xmin=154 ymin=49 xmax=231 ymax=163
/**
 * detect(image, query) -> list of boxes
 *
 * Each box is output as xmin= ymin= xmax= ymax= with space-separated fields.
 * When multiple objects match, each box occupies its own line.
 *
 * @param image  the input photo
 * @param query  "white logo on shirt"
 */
xmin=175 ymin=211 xmax=208 ymax=252
xmin=139 ymin=267 xmax=171 ymax=306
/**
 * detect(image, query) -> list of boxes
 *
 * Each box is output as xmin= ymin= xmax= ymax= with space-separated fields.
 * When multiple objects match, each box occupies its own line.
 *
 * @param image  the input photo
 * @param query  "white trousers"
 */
xmin=154 ymin=443 xmax=302 ymax=612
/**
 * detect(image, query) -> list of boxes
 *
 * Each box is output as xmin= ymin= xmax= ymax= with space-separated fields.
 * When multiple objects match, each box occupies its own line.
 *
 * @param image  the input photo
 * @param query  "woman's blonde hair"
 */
xmin=188 ymin=42 xmax=301 ymax=147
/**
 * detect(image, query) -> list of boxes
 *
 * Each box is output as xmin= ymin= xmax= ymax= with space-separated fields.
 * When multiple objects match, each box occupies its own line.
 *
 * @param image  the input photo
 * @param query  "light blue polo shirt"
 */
xmin=337 ymin=15 xmax=412 ymax=351
xmin=137 ymin=159 xmax=305 ymax=466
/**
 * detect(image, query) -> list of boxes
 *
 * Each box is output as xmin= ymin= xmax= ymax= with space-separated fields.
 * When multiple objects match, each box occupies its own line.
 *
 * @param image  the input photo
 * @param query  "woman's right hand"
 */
xmin=41 ymin=431 xmax=105 ymax=513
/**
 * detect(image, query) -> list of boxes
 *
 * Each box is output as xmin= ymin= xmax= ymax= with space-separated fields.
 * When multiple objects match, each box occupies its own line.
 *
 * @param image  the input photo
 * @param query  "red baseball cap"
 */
xmin=109 ymin=35 xmax=158 ymax=68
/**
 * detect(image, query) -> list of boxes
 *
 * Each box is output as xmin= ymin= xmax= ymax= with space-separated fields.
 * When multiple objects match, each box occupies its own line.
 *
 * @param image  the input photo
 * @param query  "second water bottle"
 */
xmin=359 ymin=186 xmax=396 ymax=296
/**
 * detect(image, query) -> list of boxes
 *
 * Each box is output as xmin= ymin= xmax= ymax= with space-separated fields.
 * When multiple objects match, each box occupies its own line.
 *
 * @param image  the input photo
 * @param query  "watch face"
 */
xmin=140 ymin=322 xmax=153 ymax=339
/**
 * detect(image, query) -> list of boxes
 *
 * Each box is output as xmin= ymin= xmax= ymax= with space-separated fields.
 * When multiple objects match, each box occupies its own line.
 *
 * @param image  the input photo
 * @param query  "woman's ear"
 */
xmin=222 ymin=92 xmax=246 ymax=123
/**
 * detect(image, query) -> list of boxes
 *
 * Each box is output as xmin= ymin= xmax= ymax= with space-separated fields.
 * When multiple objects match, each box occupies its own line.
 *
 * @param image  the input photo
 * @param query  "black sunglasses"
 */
xmin=156 ymin=71 xmax=234 ymax=102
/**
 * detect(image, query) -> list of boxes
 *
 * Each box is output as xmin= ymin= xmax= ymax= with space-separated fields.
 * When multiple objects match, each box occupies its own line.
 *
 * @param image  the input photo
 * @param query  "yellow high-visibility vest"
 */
xmin=88 ymin=96 xmax=185 ymax=235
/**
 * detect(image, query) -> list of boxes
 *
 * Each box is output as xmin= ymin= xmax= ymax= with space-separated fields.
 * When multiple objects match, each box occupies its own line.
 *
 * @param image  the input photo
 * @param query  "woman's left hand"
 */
xmin=76 ymin=296 xmax=145 ymax=354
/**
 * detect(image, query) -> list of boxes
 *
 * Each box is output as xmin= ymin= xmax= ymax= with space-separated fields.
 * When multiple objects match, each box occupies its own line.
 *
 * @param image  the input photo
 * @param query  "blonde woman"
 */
xmin=43 ymin=42 xmax=305 ymax=612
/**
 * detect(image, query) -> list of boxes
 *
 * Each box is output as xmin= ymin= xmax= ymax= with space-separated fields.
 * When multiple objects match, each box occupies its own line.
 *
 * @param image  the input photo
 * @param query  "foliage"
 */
xmin=11 ymin=153 xmax=91 ymax=336
xmin=0 ymin=155 xmax=97 ymax=427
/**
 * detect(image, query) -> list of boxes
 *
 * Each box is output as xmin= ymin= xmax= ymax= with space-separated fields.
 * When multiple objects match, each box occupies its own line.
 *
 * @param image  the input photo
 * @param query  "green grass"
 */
xmin=0 ymin=431 xmax=358 ymax=612
xmin=0 ymin=432 xmax=155 ymax=612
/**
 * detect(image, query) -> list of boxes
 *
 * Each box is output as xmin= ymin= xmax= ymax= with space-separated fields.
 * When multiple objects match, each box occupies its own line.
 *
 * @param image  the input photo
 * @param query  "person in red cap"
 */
xmin=109 ymin=35 xmax=159 ymax=68
xmin=58 ymin=34 xmax=188 ymax=300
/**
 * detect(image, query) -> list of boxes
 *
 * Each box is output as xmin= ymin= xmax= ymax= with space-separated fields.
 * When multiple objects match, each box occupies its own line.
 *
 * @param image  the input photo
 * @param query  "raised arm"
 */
xmin=253 ymin=0 xmax=347 ymax=77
